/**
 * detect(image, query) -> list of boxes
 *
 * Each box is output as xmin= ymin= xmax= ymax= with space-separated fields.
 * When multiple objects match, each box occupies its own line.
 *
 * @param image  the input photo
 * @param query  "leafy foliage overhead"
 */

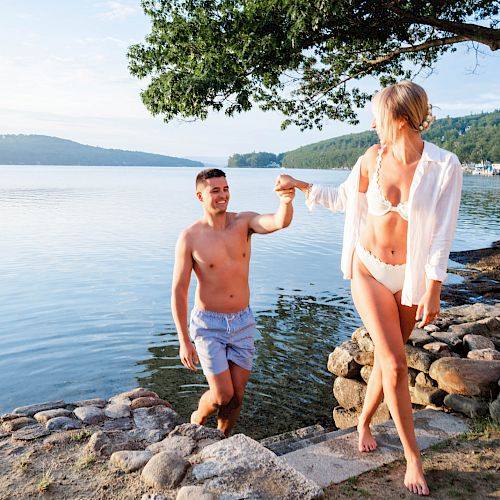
xmin=128 ymin=0 xmax=499 ymax=130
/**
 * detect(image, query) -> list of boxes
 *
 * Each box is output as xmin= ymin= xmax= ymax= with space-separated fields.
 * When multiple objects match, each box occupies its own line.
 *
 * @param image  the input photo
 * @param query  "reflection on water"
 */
xmin=137 ymin=291 xmax=358 ymax=439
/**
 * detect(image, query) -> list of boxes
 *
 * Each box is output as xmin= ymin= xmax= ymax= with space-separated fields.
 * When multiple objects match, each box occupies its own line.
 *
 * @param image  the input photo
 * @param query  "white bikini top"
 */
xmin=366 ymin=147 xmax=409 ymax=221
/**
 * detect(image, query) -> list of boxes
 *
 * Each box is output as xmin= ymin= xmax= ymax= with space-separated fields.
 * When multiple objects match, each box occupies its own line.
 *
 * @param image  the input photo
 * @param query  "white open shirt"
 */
xmin=305 ymin=141 xmax=463 ymax=306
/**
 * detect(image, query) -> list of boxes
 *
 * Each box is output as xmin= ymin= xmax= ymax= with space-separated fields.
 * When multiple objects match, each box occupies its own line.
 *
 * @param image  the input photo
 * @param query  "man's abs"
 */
xmin=194 ymin=274 xmax=250 ymax=313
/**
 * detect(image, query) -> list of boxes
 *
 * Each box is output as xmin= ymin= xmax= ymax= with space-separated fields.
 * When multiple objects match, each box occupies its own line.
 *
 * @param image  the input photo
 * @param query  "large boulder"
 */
xmin=467 ymin=349 xmax=500 ymax=361
xmin=429 ymin=358 xmax=500 ymax=397
xmin=333 ymin=377 xmax=366 ymax=411
xmin=332 ymin=403 xmax=390 ymax=429
xmin=409 ymin=385 xmax=447 ymax=407
xmin=34 ymin=408 xmax=71 ymax=424
xmin=327 ymin=341 xmax=361 ymax=378
xmin=12 ymin=400 xmax=66 ymax=417
xmin=147 ymin=435 xmax=196 ymax=457
xmin=110 ymin=450 xmax=153 ymax=473
xmin=84 ymin=430 xmax=143 ymax=457
xmin=408 ymin=329 xmax=434 ymax=347
xmin=73 ymin=406 xmax=106 ymax=425
xmin=449 ymin=321 xmax=489 ymax=338
xmin=352 ymin=327 xmax=374 ymax=352
xmin=463 ymin=334 xmax=495 ymax=352
xmin=133 ymin=406 xmax=183 ymax=433
xmin=405 ymin=345 xmax=437 ymax=373
xmin=141 ymin=451 xmax=189 ymax=489
xmin=443 ymin=394 xmax=489 ymax=419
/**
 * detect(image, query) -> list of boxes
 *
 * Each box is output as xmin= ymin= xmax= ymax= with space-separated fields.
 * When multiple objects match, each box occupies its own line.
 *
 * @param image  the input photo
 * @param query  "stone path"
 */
xmin=280 ymin=409 xmax=469 ymax=488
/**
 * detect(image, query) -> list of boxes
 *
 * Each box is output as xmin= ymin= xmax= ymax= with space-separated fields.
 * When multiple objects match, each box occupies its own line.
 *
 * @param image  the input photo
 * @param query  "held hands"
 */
xmin=415 ymin=282 xmax=441 ymax=328
xmin=179 ymin=339 xmax=199 ymax=371
xmin=275 ymin=174 xmax=296 ymax=191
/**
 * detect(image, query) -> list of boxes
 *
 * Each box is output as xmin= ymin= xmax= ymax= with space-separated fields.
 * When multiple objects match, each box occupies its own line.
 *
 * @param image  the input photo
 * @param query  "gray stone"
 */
xmin=354 ymin=350 xmax=374 ymax=366
xmin=429 ymin=331 xmax=463 ymax=348
xmin=73 ymin=398 xmax=107 ymax=408
xmin=449 ymin=321 xmax=489 ymax=337
xmin=327 ymin=341 xmax=361 ymax=378
xmin=405 ymin=345 xmax=437 ymax=373
xmin=176 ymin=486 xmax=216 ymax=500
xmin=141 ymin=451 xmax=189 ymax=489
xmin=490 ymin=397 xmax=500 ymax=423
xmin=478 ymin=316 xmax=500 ymax=333
xmin=467 ymin=348 xmax=500 ymax=360
xmin=104 ymin=403 xmax=130 ymax=419
xmin=463 ymin=334 xmax=495 ymax=352
xmin=44 ymin=429 xmax=88 ymax=446
xmin=117 ymin=388 xmax=159 ymax=400
xmin=11 ymin=424 xmax=50 ymax=441
xmin=444 ymin=394 xmax=489 ymax=418
xmin=360 ymin=365 xmax=373 ymax=384
xmin=2 ymin=417 xmax=37 ymax=432
xmin=12 ymin=400 xmax=66 ymax=417
xmin=409 ymin=385 xmax=447 ymax=407
xmin=110 ymin=450 xmax=153 ymax=473
xmin=147 ymin=435 xmax=196 ymax=456
xmin=408 ymin=368 xmax=419 ymax=387
xmin=34 ymin=408 xmax=71 ymax=424
xmin=333 ymin=377 xmax=366 ymax=410
xmin=142 ymin=495 xmax=167 ymax=500
xmin=130 ymin=397 xmax=172 ymax=411
xmin=415 ymin=372 xmax=436 ymax=388
xmin=423 ymin=342 xmax=450 ymax=353
xmin=333 ymin=403 xmax=390 ymax=429
xmin=352 ymin=326 xmax=374 ymax=352
xmin=169 ymin=423 xmax=225 ymax=442
xmin=409 ymin=328 xmax=434 ymax=347
xmin=84 ymin=430 xmax=143 ymax=457
xmin=424 ymin=324 xmax=440 ymax=333
xmin=109 ymin=395 xmax=132 ymax=406
xmin=0 ymin=413 xmax=28 ymax=423
xmin=103 ymin=417 xmax=133 ymax=431
xmin=194 ymin=434 xmax=322 ymax=499
xmin=73 ymin=406 xmax=106 ymax=425
xmin=128 ymin=428 xmax=169 ymax=443
xmin=46 ymin=417 xmax=82 ymax=431
xmin=133 ymin=405 xmax=183 ymax=432
xmin=429 ymin=358 xmax=500 ymax=397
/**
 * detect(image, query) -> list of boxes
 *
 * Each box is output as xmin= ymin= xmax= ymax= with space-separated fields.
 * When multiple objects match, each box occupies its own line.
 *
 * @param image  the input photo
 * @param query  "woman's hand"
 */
xmin=275 ymin=174 xmax=297 ymax=191
xmin=415 ymin=280 xmax=442 ymax=328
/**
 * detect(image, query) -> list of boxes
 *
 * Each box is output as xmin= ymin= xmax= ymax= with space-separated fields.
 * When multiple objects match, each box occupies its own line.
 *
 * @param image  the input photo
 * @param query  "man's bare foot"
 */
xmin=357 ymin=422 xmax=377 ymax=452
xmin=404 ymin=458 xmax=430 ymax=496
xmin=190 ymin=410 xmax=207 ymax=425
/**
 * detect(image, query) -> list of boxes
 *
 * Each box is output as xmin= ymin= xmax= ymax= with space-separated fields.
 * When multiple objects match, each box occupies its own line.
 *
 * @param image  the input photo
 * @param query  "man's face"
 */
xmin=197 ymin=176 xmax=230 ymax=214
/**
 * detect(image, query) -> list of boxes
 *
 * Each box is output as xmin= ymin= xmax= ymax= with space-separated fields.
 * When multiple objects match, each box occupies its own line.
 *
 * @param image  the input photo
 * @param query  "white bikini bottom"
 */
xmin=355 ymin=243 xmax=406 ymax=294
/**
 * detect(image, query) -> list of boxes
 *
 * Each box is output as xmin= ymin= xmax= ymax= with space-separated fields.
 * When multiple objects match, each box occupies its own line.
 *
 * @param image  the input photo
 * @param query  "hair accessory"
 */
xmin=419 ymin=103 xmax=434 ymax=132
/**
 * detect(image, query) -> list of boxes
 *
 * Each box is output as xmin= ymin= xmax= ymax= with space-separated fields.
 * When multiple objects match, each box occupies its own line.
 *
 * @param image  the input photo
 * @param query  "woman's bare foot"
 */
xmin=190 ymin=410 xmax=207 ymax=426
xmin=404 ymin=457 xmax=430 ymax=496
xmin=357 ymin=422 xmax=377 ymax=452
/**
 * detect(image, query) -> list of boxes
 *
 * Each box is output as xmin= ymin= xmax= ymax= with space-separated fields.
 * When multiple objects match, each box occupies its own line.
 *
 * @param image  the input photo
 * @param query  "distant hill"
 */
xmin=0 ymin=134 xmax=204 ymax=167
xmin=281 ymin=110 xmax=500 ymax=168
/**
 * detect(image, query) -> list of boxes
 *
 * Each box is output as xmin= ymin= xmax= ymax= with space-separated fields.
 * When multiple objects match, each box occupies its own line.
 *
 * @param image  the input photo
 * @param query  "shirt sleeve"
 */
xmin=424 ymin=155 xmax=463 ymax=283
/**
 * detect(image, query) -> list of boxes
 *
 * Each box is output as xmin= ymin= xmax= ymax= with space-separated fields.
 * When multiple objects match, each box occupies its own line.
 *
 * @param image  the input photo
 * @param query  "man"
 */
xmin=171 ymin=168 xmax=294 ymax=436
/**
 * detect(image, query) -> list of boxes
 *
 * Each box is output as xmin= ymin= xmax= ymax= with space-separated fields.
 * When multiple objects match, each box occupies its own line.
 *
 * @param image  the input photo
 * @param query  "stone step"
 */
xmin=280 ymin=409 xmax=469 ymax=488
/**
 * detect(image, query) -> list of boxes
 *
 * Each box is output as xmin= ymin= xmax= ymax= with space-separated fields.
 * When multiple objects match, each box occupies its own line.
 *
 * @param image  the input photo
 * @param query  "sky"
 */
xmin=1 ymin=1 xmax=499 ymax=163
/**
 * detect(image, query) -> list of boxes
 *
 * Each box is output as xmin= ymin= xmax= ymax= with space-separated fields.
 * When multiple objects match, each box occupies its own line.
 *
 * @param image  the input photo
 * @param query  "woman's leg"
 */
xmin=357 ymin=289 xmax=417 ymax=451
xmin=351 ymin=257 xmax=429 ymax=496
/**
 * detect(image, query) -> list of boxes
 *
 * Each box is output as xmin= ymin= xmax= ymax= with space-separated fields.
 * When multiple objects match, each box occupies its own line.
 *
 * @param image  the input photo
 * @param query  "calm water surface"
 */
xmin=0 ymin=166 xmax=498 ymax=438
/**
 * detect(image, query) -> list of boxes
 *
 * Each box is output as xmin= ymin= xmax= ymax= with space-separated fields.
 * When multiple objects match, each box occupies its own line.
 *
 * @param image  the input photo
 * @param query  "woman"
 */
xmin=276 ymin=81 xmax=462 ymax=496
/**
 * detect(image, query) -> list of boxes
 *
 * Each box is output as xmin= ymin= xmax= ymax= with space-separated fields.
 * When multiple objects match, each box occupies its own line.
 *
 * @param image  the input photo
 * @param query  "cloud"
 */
xmin=97 ymin=1 xmax=136 ymax=21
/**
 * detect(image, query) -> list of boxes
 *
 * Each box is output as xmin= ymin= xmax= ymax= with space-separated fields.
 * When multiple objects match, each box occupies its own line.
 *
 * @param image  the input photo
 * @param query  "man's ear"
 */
xmin=196 ymin=191 xmax=203 ymax=202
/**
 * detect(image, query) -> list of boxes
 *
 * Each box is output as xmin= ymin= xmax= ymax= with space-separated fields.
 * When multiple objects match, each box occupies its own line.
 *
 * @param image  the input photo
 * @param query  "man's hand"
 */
xmin=179 ymin=339 xmax=199 ymax=371
xmin=276 ymin=187 xmax=295 ymax=205
xmin=275 ymin=174 xmax=296 ymax=191
xmin=415 ymin=281 xmax=441 ymax=328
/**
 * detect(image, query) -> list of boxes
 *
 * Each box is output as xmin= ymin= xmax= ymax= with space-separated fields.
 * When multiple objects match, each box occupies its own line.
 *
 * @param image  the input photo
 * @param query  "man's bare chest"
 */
xmin=192 ymin=228 xmax=251 ymax=267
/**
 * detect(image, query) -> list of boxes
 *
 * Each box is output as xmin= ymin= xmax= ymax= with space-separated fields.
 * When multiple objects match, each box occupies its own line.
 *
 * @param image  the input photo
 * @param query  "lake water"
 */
xmin=0 ymin=166 xmax=498 ymax=438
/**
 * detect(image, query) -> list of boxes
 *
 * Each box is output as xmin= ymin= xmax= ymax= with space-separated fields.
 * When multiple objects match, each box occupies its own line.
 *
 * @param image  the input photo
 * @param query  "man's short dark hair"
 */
xmin=196 ymin=168 xmax=226 ymax=189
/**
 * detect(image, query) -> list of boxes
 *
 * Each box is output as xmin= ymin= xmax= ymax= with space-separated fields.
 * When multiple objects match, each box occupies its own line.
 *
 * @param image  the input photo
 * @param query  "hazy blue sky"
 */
xmin=1 ymin=1 xmax=499 ymax=161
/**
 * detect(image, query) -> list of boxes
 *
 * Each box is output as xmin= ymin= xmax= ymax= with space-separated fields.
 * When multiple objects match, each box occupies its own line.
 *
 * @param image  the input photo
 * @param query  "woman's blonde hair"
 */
xmin=372 ymin=80 xmax=433 ymax=146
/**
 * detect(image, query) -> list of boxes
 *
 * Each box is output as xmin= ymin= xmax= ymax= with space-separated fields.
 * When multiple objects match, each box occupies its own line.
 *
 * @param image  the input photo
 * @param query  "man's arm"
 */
xmin=247 ymin=188 xmax=295 ymax=234
xmin=171 ymin=230 xmax=198 ymax=370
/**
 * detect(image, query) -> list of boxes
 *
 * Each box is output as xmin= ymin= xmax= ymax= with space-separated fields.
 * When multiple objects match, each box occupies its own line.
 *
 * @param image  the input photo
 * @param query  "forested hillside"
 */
xmin=0 ymin=135 xmax=203 ymax=167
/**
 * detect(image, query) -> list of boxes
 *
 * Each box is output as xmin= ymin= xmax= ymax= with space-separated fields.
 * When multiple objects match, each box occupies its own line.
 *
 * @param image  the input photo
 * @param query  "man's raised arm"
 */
xmin=247 ymin=187 xmax=295 ymax=234
xmin=171 ymin=230 xmax=198 ymax=371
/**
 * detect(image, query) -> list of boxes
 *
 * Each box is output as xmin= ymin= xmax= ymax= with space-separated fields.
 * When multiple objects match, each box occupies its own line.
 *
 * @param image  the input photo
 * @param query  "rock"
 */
xmin=2 ymin=417 xmax=37 ymax=432
xmin=73 ymin=406 xmax=106 ymax=425
xmin=463 ymin=334 xmax=495 ymax=352
xmin=128 ymin=428 xmax=169 ymax=443
xmin=490 ymin=397 xmax=500 ymax=423
xmin=147 ymin=435 xmax=196 ymax=456
xmin=449 ymin=321 xmax=489 ymax=337
xmin=424 ymin=324 xmax=440 ymax=333
xmin=444 ymin=394 xmax=489 ymax=418
xmin=84 ymin=431 xmax=143 ymax=457
xmin=169 ymin=423 xmax=225 ymax=442
xmin=467 ymin=348 xmax=500 ymax=361
xmin=354 ymin=351 xmax=374 ymax=366
xmin=109 ymin=395 xmax=132 ymax=406
xmin=176 ymin=486 xmax=216 ymax=500
xmin=133 ymin=406 xmax=183 ymax=432
xmin=103 ymin=418 xmax=133 ymax=431
xmin=408 ymin=368 xmax=419 ymax=387
xmin=12 ymin=400 xmax=66 ymax=417
xmin=409 ymin=385 xmax=447 ymax=407
xmin=130 ymin=397 xmax=172 ymax=411
xmin=142 ymin=495 xmax=167 ymax=500
xmin=352 ymin=327 xmax=374 ymax=352
xmin=332 ymin=403 xmax=390 ymax=429
xmin=117 ymin=388 xmax=159 ymax=400
xmin=415 ymin=372 xmax=436 ymax=388
xmin=0 ymin=413 xmax=28 ymax=423
xmin=405 ymin=345 xmax=437 ymax=373
xmin=429 ymin=358 xmax=500 ymax=397
xmin=423 ymin=342 xmax=451 ymax=353
xmin=73 ymin=398 xmax=107 ymax=408
xmin=327 ymin=341 xmax=361 ymax=378
xmin=104 ymin=403 xmax=130 ymax=419
xmin=430 ymin=331 xmax=463 ymax=349
xmin=44 ymin=429 xmax=89 ymax=446
xmin=110 ymin=450 xmax=153 ymax=473
xmin=34 ymin=408 xmax=71 ymax=424
xmin=193 ymin=434 xmax=322 ymax=499
xmin=11 ymin=424 xmax=50 ymax=441
xmin=46 ymin=417 xmax=82 ymax=431
xmin=141 ymin=451 xmax=189 ymax=489
xmin=478 ymin=316 xmax=500 ymax=333
xmin=333 ymin=377 xmax=366 ymax=410
xmin=360 ymin=365 xmax=373 ymax=384
xmin=409 ymin=328 xmax=434 ymax=347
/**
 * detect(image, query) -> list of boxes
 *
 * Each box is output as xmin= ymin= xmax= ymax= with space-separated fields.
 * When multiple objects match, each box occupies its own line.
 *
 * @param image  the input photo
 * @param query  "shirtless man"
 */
xmin=171 ymin=168 xmax=295 ymax=436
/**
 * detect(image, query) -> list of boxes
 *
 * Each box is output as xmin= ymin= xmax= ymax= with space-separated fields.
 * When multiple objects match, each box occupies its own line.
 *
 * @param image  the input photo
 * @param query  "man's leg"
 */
xmin=191 ymin=369 xmax=235 ymax=425
xmin=216 ymin=361 xmax=251 ymax=436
